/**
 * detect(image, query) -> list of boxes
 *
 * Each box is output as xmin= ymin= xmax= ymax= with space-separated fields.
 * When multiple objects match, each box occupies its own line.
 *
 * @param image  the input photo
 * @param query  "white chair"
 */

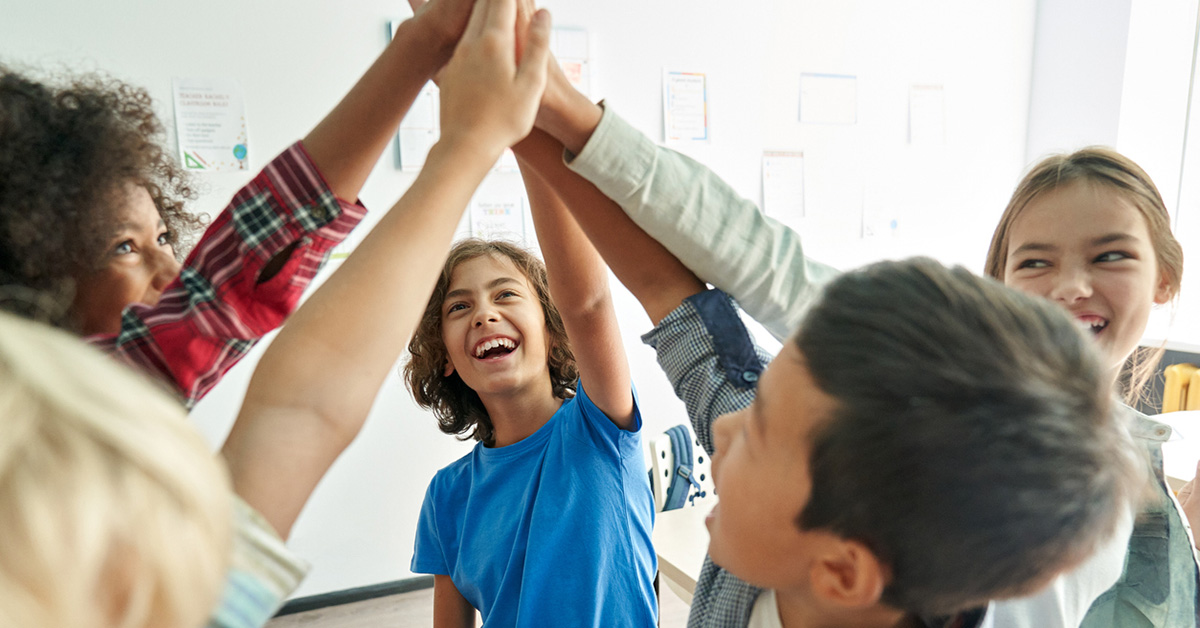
xmin=647 ymin=424 xmax=713 ymax=513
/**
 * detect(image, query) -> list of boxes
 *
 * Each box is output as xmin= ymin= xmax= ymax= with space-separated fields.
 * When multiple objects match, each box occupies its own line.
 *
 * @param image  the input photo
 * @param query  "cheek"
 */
xmin=1004 ymin=274 xmax=1049 ymax=299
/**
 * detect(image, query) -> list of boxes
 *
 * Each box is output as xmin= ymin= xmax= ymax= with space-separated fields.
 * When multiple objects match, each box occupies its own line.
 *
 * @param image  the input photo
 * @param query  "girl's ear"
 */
xmin=443 ymin=359 xmax=456 ymax=377
xmin=1153 ymin=270 xmax=1173 ymax=305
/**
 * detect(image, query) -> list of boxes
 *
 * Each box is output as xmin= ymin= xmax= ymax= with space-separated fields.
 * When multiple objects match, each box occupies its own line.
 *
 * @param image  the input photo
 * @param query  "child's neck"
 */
xmin=776 ymin=588 xmax=917 ymax=628
xmin=481 ymin=378 xmax=562 ymax=448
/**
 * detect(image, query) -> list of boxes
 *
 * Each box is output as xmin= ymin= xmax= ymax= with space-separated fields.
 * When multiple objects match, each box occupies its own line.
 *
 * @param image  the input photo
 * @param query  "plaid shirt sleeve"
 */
xmin=641 ymin=289 xmax=770 ymax=627
xmin=86 ymin=141 xmax=367 ymax=409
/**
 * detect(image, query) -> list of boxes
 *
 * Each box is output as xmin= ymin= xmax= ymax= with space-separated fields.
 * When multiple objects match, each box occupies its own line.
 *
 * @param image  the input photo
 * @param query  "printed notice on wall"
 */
xmin=909 ymin=84 xmax=945 ymax=145
xmin=552 ymin=28 xmax=591 ymax=97
xmin=471 ymin=197 xmax=526 ymax=245
xmin=762 ymin=151 xmax=805 ymax=226
xmin=663 ymin=70 xmax=709 ymax=143
xmin=172 ymin=78 xmax=249 ymax=172
xmin=799 ymin=73 xmax=857 ymax=125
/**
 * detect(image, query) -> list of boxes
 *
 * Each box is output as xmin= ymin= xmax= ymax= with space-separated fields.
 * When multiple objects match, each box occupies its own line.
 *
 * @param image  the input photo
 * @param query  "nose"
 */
xmin=710 ymin=411 xmax=742 ymax=487
xmin=1047 ymin=264 xmax=1092 ymax=305
xmin=148 ymin=248 xmax=182 ymax=295
xmin=472 ymin=305 xmax=500 ymax=328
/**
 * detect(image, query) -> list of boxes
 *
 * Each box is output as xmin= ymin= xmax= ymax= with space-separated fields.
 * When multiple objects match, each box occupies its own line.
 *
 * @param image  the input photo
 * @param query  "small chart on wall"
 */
xmin=171 ymin=77 xmax=250 ymax=172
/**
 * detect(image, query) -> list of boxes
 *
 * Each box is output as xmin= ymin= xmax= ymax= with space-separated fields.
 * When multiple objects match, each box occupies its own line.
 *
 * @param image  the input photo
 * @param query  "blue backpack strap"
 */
xmin=663 ymin=424 xmax=704 ymax=510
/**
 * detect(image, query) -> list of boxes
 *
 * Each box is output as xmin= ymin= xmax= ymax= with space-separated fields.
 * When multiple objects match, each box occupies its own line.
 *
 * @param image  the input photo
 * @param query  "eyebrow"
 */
xmin=1009 ymin=233 xmax=1140 ymax=257
xmin=444 ymin=276 xmax=523 ymax=302
xmin=111 ymin=219 xmax=167 ymax=235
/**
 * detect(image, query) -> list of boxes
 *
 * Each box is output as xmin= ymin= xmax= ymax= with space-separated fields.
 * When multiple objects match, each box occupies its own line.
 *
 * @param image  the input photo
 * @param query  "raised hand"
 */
xmin=437 ymin=0 xmax=552 ymax=158
xmin=408 ymin=0 xmax=475 ymax=58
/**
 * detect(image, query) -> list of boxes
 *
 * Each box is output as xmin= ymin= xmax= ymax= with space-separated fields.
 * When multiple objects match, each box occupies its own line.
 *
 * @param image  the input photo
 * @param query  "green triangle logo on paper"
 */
xmin=184 ymin=152 xmax=205 ymax=169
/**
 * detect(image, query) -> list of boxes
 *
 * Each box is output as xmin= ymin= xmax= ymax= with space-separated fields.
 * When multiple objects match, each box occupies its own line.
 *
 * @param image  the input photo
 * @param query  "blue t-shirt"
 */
xmin=411 ymin=382 xmax=657 ymax=627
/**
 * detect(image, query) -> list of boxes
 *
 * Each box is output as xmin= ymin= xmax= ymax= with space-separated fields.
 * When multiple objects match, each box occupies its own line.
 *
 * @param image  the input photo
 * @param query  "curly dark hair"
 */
xmin=404 ymin=239 xmax=577 ymax=447
xmin=0 ymin=65 xmax=204 ymax=327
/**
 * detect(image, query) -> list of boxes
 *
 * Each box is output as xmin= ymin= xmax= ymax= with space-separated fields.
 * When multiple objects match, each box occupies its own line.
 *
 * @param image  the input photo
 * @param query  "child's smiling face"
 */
xmin=440 ymin=253 xmax=552 ymax=398
xmin=706 ymin=342 xmax=843 ymax=591
xmin=1003 ymin=180 xmax=1170 ymax=373
xmin=70 ymin=183 xmax=181 ymax=335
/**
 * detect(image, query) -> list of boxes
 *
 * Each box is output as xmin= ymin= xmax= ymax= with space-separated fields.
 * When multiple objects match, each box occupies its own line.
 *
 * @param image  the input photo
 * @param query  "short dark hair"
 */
xmin=0 ymin=66 xmax=203 ymax=327
xmin=403 ymin=239 xmax=577 ymax=447
xmin=795 ymin=257 xmax=1143 ymax=616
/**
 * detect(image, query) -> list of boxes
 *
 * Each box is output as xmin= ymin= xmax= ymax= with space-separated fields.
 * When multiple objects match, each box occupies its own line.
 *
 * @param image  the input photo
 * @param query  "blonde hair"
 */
xmin=0 ymin=311 xmax=232 ymax=628
xmin=984 ymin=147 xmax=1184 ymax=404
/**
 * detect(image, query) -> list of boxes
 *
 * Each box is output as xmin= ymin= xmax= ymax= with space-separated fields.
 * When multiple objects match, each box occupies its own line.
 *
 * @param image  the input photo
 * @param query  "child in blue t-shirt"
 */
xmin=404 ymin=147 xmax=657 ymax=627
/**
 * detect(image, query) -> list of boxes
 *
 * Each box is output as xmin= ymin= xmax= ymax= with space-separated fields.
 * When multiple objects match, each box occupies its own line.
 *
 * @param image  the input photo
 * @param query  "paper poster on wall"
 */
xmin=172 ymin=78 xmax=249 ymax=172
xmin=762 ymin=151 xmax=805 ymax=226
xmin=663 ymin=70 xmax=709 ymax=143
xmin=909 ymin=84 xmax=945 ymax=145
xmin=397 ymin=83 xmax=440 ymax=172
xmin=471 ymin=197 xmax=526 ymax=244
xmin=799 ymin=73 xmax=857 ymax=125
xmin=552 ymin=28 xmax=591 ymax=97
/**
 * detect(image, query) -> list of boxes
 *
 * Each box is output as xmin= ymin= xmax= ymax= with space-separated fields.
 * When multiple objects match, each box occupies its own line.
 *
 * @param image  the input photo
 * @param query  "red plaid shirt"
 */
xmin=88 ymin=142 xmax=367 ymax=408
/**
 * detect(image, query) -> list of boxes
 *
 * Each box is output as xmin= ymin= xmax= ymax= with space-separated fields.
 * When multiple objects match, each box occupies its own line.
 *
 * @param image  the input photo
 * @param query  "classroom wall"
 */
xmin=2 ymin=0 xmax=1043 ymax=597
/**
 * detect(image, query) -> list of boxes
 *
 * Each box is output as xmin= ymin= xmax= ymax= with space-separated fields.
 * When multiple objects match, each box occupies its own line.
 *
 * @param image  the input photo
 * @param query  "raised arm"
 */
xmin=302 ymin=0 xmax=472 ymax=201
xmin=533 ymin=60 xmax=837 ymax=342
xmin=512 ymin=129 xmax=704 ymax=325
xmin=515 ymin=153 xmax=632 ymax=426
xmin=221 ymin=0 xmax=553 ymax=539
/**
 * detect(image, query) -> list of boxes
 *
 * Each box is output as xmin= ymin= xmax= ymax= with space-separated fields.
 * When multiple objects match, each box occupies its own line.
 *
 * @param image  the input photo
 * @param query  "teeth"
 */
xmin=474 ymin=337 xmax=516 ymax=357
xmin=1074 ymin=318 xmax=1107 ymax=332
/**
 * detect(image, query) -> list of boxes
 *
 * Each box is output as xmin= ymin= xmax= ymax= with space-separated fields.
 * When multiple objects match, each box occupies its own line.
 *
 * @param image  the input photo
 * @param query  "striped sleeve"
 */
xmin=88 ymin=141 xmax=367 ymax=408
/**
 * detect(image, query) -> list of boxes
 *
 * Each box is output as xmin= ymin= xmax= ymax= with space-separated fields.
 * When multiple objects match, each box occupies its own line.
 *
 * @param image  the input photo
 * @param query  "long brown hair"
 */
xmin=403 ymin=239 xmax=577 ymax=446
xmin=984 ymin=147 xmax=1183 ymax=405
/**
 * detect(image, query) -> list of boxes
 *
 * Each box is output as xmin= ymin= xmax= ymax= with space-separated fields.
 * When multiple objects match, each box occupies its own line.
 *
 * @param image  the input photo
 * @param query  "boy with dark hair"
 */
xmin=507 ymin=126 xmax=1144 ymax=627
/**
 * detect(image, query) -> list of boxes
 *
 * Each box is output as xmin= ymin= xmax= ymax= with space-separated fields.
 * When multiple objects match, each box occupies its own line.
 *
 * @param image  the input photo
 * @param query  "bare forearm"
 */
xmin=302 ymin=16 xmax=449 ymax=201
xmin=223 ymin=139 xmax=496 ymax=537
xmin=250 ymin=139 xmax=495 ymax=423
xmin=534 ymin=65 xmax=602 ymax=156
xmin=512 ymin=130 xmax=704 ymax=324
xmin=517 ymin=154 xmax=609 ymax=316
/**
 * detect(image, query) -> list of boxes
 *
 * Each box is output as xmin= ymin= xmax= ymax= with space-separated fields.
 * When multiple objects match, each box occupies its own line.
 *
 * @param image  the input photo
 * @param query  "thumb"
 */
xmin=515 ymin=9 xmax=552 ymax=95
xmin=408 ymin=0 xmax=427 ymax=13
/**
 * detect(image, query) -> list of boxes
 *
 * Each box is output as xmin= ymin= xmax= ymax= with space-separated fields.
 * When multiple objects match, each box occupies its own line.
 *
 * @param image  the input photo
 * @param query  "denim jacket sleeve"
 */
xmin=567 ymin=105 xmax=839 ymax=343
xmin=1078 ymin=411 xmax=1200 ymax=628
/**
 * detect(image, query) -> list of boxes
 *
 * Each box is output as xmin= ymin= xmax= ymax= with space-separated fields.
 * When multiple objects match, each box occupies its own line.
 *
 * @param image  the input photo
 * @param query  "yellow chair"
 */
xmin=1163 ymin=363 xmax=1199 ymax=413
xmin=1189 ymin=369 xmax=1200 ymax=412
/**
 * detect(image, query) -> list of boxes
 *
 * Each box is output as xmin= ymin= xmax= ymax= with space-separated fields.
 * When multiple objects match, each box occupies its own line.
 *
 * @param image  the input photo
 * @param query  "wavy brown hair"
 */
xmin=984 ymin=147 xmax=1183 ymax=405
xmin=0 ymin=66 xmax=204 ymax=328
xmin=404 ymin=239 xmax=577 ymax=446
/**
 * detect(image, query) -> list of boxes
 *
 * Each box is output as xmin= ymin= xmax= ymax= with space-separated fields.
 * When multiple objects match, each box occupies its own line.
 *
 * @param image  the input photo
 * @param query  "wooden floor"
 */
xmin=266 ymin=583 xmax=691 ymax=627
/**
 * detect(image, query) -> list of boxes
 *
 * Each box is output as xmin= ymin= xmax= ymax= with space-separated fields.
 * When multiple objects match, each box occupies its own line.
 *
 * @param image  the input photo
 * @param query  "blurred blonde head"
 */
xmin=0 ymin=311 xmax=232 ymax=628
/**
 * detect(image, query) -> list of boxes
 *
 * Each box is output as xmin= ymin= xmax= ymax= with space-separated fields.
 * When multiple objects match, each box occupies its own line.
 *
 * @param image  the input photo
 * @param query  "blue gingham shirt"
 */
xmin=643 ymin=289 xmax=984 ymax=628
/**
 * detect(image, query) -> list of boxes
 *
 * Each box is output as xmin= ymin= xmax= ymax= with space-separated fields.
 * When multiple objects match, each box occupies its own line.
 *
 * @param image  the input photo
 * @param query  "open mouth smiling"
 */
xmin=1075 ymin=315 xmax=1109 ymax=336
xmin=473 ymin=336 xmax=518 ymax=360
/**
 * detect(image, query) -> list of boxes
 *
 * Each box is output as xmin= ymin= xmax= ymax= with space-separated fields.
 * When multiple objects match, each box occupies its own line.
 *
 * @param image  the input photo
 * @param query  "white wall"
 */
xmin=1 ymin=0 xmax=1039 ymax=597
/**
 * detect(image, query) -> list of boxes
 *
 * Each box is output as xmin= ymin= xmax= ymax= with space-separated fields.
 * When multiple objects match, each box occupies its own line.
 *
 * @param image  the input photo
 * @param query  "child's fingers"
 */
xmin=407 ymin=0 xmax=427 ymax=14
xmin=514 ymin=0 xmax=536 ymax=59
xmin=462 ymin=0 xmax=490 ymax=41
xmin=480 ymin=0 xmax=518 ymax=40
xmin=515 ymin=10 xmax=552 ymax=92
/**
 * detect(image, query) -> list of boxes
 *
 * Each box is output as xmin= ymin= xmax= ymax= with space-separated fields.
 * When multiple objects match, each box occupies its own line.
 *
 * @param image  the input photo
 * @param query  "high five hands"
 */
xmin=411 ymin=0 xmax=552 ymax=158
